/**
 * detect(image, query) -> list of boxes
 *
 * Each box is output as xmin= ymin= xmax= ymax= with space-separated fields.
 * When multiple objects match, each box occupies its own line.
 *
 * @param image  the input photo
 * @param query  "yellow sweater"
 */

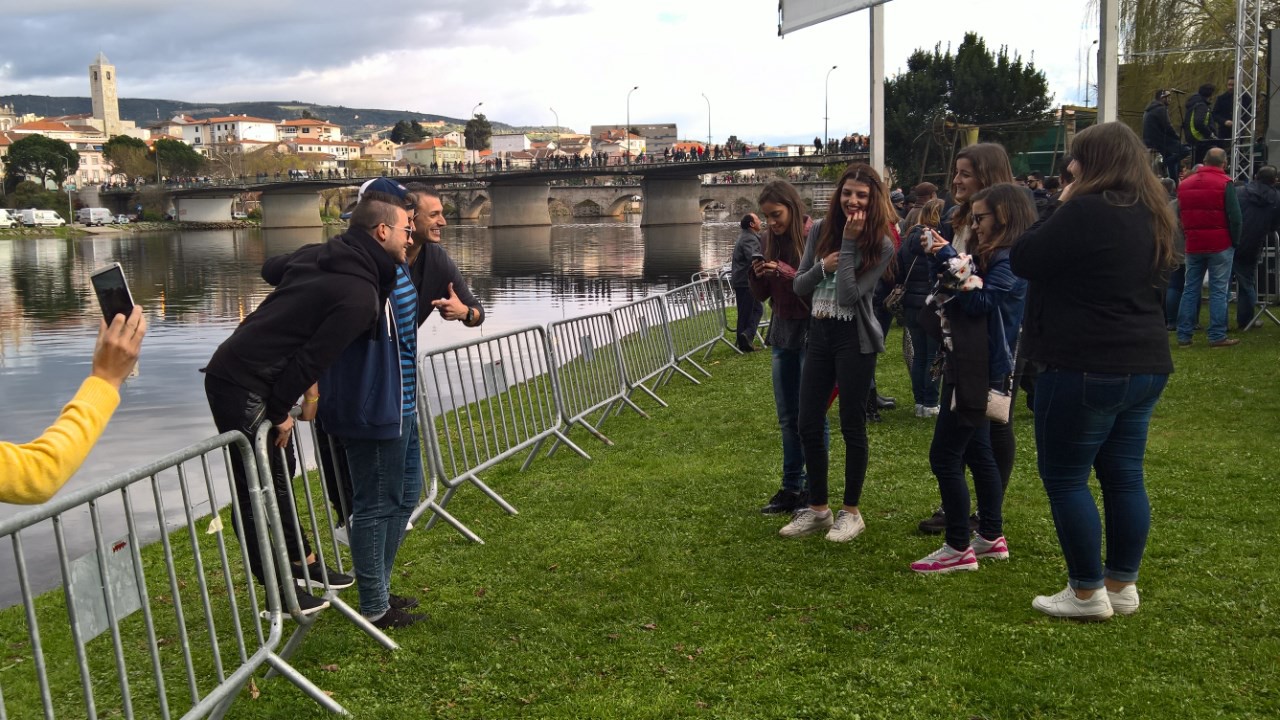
xmin=1 ymin=376 xmax=120 ymax=504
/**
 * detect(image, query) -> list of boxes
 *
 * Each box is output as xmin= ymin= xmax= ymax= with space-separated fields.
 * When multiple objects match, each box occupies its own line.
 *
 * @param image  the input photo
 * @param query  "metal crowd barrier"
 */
xmin=694 ymin=268 xmax=769 ymax=350
xmin=660 ymin=278 xmax=732 ymax=383
xmin=410 ymin=325 xmax=588 ymax=539
xmin=0 ymin=432 xmax=344 ymax=719
xmin=547 ymin=311 xmax=649 ymax=450
xmin=610 ymin=295 xmax=678 ymax=408
xmin=252 ymin=420 xmax=399 ymax=663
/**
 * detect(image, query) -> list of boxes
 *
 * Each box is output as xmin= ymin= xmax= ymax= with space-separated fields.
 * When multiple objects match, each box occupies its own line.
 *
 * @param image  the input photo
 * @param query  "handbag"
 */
xmin=883 ymin=255 xmax=918 ymax=320
xmin=985 ymin=309 xmax=1018 ymax=424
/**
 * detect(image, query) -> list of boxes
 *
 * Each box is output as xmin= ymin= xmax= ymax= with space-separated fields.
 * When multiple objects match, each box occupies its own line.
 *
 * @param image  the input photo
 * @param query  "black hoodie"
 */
xmin=1142 ymin=99 xmax=1180 ymax=152
xmin=206 ymin=227 xmax=397 ymax=424
xmin=1237 ymin=179 xmax=1280 ymax=265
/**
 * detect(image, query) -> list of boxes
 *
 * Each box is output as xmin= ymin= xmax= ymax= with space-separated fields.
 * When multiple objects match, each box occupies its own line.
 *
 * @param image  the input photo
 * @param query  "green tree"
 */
xmin=390 ymin=120 xmax=423 ymax=144
xmin=465 ymin=113 xmax=493 ymax=151
xmin=2 ymin=134 xmax=79 ymax=191
xmin=301 ymin=109 xmax=316 ymax=119
xmin=103 ymin=135 xmax=154 ymax=182
xmin=152 ymin=138 xmax=205 ymax=177
xmin=411 ymin=121 xmax=429 ymax=140
xmin=883 ymin=32 xmax=1052 ymax=186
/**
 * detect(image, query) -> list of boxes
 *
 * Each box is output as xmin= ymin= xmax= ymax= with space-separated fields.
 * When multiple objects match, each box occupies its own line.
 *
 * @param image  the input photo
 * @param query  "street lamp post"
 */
xmin=550 ymin=107 xmax=559 ymax=140
xmin=701 ymin=93 xmax=711 ymax=153
xmin=626 ymin=85 xmax=639 ymax=165
xmin=57 ymin=156 xmax=74 ymax=224
xmin=824 ymin=65 xmax=838 ymax=154
xmin=1085 ymin=40 xmax=1099 ymax=106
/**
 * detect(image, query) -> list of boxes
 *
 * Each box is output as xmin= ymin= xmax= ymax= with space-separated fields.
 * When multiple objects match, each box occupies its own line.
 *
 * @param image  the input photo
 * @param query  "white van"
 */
xmin=18 ymin=209 xmax=66 ymax=227
xmin=0 ymin=210 xmax=15 ymax=228
xmin=76 ymin=208 xmax=115 ymax=226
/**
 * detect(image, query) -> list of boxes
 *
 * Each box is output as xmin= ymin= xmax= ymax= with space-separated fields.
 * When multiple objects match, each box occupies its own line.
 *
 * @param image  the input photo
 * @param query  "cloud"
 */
xmin=5 ymin=0 xmax=1099 ymax=145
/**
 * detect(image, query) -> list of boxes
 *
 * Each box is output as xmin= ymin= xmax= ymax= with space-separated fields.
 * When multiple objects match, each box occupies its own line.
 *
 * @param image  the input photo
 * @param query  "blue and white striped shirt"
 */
xmin=393 ymin=265 xmax=418 ymax=416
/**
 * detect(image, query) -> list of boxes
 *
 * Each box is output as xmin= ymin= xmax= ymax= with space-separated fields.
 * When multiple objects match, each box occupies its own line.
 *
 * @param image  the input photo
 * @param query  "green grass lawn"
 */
xmin=4 ymin=311 xmax=1279 ymax=719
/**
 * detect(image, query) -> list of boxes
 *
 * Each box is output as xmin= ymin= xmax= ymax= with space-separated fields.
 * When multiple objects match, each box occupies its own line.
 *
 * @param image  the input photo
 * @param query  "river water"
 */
xmin=0 ymin=218 xmax=739 ymax=604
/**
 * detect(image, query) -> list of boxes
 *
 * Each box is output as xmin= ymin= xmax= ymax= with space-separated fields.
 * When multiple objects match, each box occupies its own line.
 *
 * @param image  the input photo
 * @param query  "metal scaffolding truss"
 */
xmin=1232 ymin=0 xmax=1263 ymax=180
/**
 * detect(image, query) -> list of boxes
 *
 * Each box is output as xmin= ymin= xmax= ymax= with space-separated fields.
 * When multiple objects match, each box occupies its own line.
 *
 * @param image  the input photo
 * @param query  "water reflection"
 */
xmin=1 ymin=218 xmax=739 ymax=508
xmin=0 ymin=218 xmax=741 ymax=602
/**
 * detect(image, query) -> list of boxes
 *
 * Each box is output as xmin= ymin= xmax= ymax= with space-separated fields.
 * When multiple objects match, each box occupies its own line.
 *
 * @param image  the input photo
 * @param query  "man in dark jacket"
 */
xmin=1143 ymin=89 xmax=1186 ymax=182
xmin=204 ymin=187 xmax=409 ymax=615
xmin=405 ymin=183 xmax=485 ymax=328
xmin=1234 ymin=165 xmax=1280 ymax=329
xmin=1184 ymin=83 xmax=1218 ymax=165
xmin=1213 ymin=77 xmax=1252 ymax=141
xmin=730 ymin=213 xmax=763 ymax=351
xmin=312 ymin=178 xmax=430 ymax=629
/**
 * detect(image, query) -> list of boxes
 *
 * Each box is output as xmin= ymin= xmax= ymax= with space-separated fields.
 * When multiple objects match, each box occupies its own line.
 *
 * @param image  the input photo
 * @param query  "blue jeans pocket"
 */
xmin=1081 ymin=373 xmax=1129 ymax=414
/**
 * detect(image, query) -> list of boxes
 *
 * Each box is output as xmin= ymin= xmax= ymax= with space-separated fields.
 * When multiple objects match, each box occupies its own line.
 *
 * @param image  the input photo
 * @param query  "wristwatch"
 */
xmin=465 ymin=307 xmax=475 ymax=325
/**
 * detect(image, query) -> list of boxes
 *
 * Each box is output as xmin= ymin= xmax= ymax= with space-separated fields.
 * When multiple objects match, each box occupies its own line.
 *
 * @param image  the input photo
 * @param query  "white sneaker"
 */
xmin=333 ymin=526 xmax=349 ymax=547
xmin=779 ymin=508 xmax=833 ymax=538
xmin=914 ymin=403 xmax=924 ymax=418
xmin=1107 ymin=585 xmax=1140 ymax=616
xmin=920 ymin=405 xmax=940 ymax=418
xmin=825 ymin=510 xmax=865 ymax=542
xmin=1032 ymin=586 xmax=1114 ymax=621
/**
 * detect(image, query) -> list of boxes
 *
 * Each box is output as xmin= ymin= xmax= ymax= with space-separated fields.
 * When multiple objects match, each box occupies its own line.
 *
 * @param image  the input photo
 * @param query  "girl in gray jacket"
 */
xmin=778 ymin=163 xmax=895 ymax=542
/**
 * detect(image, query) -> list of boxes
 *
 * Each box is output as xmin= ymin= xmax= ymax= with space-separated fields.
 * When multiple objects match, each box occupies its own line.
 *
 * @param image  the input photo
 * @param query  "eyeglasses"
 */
xmin=378 ymin=223 xmax=412 ymax=238
xmin=970 ymin=212 xmax=990 ymax=226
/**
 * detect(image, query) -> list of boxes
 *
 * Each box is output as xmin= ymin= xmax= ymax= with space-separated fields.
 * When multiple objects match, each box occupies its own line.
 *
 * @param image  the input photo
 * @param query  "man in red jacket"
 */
xmin=1176 ymin=147 xmax=1242 ymax=347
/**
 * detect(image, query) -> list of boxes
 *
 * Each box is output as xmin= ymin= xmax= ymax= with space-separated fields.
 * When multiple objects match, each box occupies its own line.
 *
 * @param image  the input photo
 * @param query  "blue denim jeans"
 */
xmin=1233 ymin=255 xmax=1258 ymax=329
xmin=772 ymin=346 xmax=829 ymax=493
xmin=931 ymin=384 xmax=1003 ymax=551
xmin=1178 ymin=248 xmax=1234 ymax=342
xmin=1033 ymin=369 xmax=1168 ymax=590
xmin=344 ymin=414 xmax=423 ymax=617
xmin=903 ymin=316 xmax=939 ymax=406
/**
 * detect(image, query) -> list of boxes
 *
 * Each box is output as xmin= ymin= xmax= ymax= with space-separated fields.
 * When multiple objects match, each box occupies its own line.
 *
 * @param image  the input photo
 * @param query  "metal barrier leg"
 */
xmin=417 ymin=500 xmax=485 ymax=544
xmin=461 ymin=471 xmax=519 ymax=515
xmin=420 ymin=483 xmax=461 ymax=530
xmin=550 ymin=419 xmax=614 ymax=455
xmin=627 ymin=382 xmax=670 ymax=408
xmin=263 ymin=653 xmax=352 ymax=716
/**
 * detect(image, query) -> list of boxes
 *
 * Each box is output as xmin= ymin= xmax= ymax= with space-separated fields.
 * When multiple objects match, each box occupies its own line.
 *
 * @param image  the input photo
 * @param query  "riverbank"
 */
xmin=2 ymin=315 xmax=1277 ymax=717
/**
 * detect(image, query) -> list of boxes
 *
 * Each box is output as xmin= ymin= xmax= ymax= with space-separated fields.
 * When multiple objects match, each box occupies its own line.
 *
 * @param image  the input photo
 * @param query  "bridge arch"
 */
xmin=605 ymin=193 xmax=639 ymax=218
xmin=459 ymin=193 xmax=489 ymax=221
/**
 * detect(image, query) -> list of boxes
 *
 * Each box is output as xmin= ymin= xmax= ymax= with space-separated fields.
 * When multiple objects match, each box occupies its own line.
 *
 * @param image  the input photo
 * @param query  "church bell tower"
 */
xmin=89 ymin=52 xmax=121 ymax=137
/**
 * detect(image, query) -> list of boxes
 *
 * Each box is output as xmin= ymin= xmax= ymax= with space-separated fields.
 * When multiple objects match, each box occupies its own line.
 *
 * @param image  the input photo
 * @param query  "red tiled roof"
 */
xmin=280 ymin=118 xmax=338 ymax=127
xmin=198 ymin=116 xmax=277 ymax=125
xmin=12 ymin=120 xmax=75 ymax=132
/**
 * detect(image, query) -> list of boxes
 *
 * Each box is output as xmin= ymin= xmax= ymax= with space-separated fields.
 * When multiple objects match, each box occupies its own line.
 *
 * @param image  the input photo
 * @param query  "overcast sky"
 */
xmin=4 ymin=0 xmax=1101 ymax=144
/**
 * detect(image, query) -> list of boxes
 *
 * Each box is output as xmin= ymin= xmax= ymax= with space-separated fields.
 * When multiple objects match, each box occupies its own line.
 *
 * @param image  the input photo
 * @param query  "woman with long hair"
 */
xmin=918 ymin=143 xmax=1019 ymax=535
xmin=910 ymin=184 xmax=1031 ymax=573
xmin=778 ymin=163 xmax=894 ymax=541
xmin=749 ymin=181 xmax=823 ymax=515
xmin=1011 ymin=122 xmax=1176 ymax=620
xmin=899 ymin=198 xmax=946 ymax=417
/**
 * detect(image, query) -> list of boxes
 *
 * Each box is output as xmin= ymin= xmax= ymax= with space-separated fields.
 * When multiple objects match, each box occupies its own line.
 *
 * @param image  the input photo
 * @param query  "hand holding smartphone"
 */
xmin=90 ymin=263 xmax=141 ymax=380
xmin=90 ymin=263 xmax=135 ymax=323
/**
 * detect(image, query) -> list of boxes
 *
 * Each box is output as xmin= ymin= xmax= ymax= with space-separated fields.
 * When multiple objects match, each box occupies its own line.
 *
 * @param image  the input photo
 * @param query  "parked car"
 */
xmin=231 ymin=211 xmax=248 ymax=220
xmin=115 ymin=214 xmax=131 ymax=224
xmin=76 ymin=207 xmax=115 ymax=226
xmin=18 ymin=209 xmax=66 ymax=227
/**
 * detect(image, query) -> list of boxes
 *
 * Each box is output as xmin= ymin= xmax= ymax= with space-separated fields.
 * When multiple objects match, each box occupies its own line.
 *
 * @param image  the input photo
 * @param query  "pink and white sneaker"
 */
xmin=911 ymin=544 xmax=978 ymax=574
xmin=971 ymin=534 xmax=1009 ymax=560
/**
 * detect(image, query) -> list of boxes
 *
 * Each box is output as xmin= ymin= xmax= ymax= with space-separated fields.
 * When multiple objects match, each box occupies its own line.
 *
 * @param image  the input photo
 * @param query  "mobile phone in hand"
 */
xmin=750 ymin=253 xmax=766 ymax=264
xmin=90 ymin=262 xmax=135 ymax=323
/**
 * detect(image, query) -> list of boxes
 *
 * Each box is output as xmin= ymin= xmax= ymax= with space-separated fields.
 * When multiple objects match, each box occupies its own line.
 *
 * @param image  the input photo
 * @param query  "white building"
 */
xmin=491 ymin=133 xmax=531 ymax=154
xmin=278 ymin=118 xmax=342 ymax=142
xmin=182 ymin=116 xmax=279 ymax=153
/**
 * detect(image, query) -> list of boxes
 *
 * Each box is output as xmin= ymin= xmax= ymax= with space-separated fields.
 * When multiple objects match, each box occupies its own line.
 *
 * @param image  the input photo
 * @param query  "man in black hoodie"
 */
xmin=1184 ymin=83 xmax=1218 ymax=166
xmin=1143 ymin=89 xmax=1186 ymax=182
xmin=1234 ymin=165 xmax=1280 ymax=329
xmin=203 ymin=188 xmax=410 ymax=615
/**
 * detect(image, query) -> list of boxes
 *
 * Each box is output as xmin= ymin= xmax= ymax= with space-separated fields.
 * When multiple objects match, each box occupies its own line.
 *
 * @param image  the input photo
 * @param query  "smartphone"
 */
xmin=90 ymin=263 xmax=135 ymax=323
xmin=750 ymin=253 xmax=767 ymax=264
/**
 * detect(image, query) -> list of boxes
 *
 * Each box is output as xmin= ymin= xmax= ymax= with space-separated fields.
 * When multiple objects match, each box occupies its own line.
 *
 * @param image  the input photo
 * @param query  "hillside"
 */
xmin=0 ymin=95 xmax=523 ymax=137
